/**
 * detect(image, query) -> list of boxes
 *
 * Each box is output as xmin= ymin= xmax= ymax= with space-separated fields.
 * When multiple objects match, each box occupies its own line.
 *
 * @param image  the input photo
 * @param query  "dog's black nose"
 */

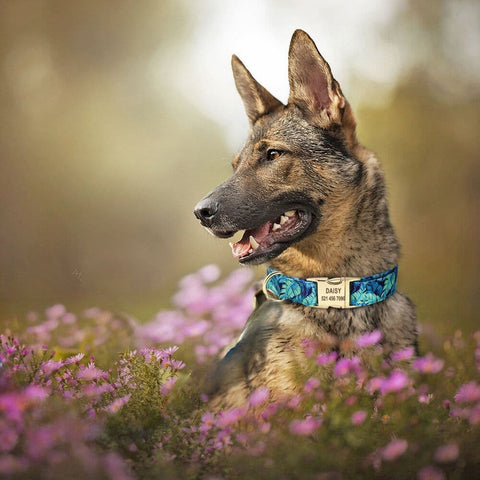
xmin=194 ymin=198 xmax=219 ymax=226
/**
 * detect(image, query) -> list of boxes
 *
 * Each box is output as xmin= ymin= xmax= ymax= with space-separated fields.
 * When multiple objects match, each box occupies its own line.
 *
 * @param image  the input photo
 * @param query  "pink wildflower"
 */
xmin=304 ymin=377 xmax=321 ymax=393
xmin=248 ymin=387 xmax=270 ymax=407
xmin=61 ymin=312 xmax=77 ymax=324
xmin=287 ymin=395 xmax=302 ymax=409
xmin=418 ymin=394 xmax=434 ymax=404
xmin=45 ymin=304 xmax=66 ymax=318
xmin=454 ymin=381 xmax=480 ymax=403
xmin=197 ymin=264 xmax=221 ymax=283
xmin=200 ymin=412 xmax=216 ymax=433
xmin=351 ymin=410 xmax=367 ymax=425
xmin=391 ymin=346 xmax=415 ymax=361
xmin=77 ymin=363 xmax=107 ymax=381
xmin=106 ymin=394 xmax=131 ymax=413
xmin=381 ymin=438 xmax=408 ymax=461
xmin=417 ymin=465 xmax=446 ymax=480
xmin=216 ymin=408 xmax=245 ymax=428
xmin=355 ymin=330 xmax=382 ymax=348
xmin=40 ymin=359 xmax=64 ymax=375
xmin=412 ymin=353 xmax=444 ymax=374
xmin=434 ymin=443 xmax=459 ymax=463
xmin=65 ymin=353 xmax=85 ymax=364
xmin=160 ymin=377 xmax=178 ymax=395
xmin=334 ymin=356 xmax=361 ymax=377
xmin=214 ymin=429 xmax=232 ymax=449
xmin=345 ymin=395 xmax=357 ymax=406
xmin=366 ymin=376 xmax=384 ymax=394
xmin=289 ymin=416 xmax=322 ymax=435
xmin=301 ymin=338 xmax=318 ymax=357
xmin=380 ymin=370 xmax=409 ymax=395
xmin=316 ymin=351 xmax=338 ymax=365
xmin=24 ymin=385 xmax=49 ymax=402
xmin=468 ymin=404 xmax=480 ymax=425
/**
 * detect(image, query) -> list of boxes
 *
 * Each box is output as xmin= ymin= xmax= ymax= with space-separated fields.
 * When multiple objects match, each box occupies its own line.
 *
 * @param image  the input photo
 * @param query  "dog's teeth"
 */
xmin=231 ymin=230 xmax=246 ymax=243
xmin=280 ymin=215 xmax=288 ymax=225
xmin=249 ymin=236 xmax=260 ymax=250
xmin=248 ymin=248 xmax=253 ymax=254
xmin=284 ymin=210 xmax=296 ymax=217
xmin=273 ymin=223 xmax=281 ymax=231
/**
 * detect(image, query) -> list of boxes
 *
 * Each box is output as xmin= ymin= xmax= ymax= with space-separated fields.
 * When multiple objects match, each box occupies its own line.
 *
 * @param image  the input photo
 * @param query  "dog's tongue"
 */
xmin=231 ymin=222 xmax=272 ymax=258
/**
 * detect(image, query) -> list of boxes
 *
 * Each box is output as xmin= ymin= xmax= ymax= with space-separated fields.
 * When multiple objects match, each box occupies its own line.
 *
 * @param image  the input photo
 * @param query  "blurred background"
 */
xmin=0 ymin=0 xmax=478 ymax=334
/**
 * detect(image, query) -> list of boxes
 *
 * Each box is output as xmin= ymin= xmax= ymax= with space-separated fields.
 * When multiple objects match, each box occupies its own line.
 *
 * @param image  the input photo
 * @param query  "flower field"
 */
xmin=1 ymin=266 xmax=479 ymax=479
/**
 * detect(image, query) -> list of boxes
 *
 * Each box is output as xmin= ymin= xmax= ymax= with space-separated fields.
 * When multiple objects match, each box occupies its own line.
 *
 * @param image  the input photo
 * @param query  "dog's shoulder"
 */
xmin=203 ymin=300 xmax=303 ymax=397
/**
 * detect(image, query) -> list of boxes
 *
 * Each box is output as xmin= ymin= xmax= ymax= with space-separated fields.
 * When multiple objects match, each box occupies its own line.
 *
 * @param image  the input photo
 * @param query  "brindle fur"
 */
xmin=194 ymin=30 xmax=417 ymax=409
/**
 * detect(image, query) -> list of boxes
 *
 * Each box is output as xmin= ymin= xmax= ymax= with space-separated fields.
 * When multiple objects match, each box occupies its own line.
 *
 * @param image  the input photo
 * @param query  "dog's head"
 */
xmin=194 ymin=30 xmax=366 ymax=268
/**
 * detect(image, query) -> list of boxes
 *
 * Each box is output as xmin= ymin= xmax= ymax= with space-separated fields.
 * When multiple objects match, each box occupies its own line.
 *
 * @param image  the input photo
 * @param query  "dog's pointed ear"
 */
xmin=288 ymin=30 xmax=346 ymax=127
xmin=232 ymin=55 xmax=283 ymax=125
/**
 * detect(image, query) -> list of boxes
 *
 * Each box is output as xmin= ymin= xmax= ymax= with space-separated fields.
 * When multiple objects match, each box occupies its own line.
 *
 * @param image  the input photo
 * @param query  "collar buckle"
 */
xmin=307 ymin=276 xmax=361 ymax=309
xmin=262 ymin=271 xmax=285 ymax=302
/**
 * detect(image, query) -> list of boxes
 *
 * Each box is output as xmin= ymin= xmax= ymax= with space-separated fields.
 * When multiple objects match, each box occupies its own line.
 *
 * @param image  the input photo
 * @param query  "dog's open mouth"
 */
xmin=228 ymin=209 xmax=312 ymax=263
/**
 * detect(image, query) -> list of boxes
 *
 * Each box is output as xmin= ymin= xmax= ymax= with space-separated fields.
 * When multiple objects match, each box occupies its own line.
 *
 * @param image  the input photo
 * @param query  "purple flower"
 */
xmin=417 ymin=465 xmax=446 ymax=480
xmin=412 ymin=353 xmax=444 ymax=374
xmin=468 ymin=404 xmax=480 ymax=425
xmin=304 ymin=377 xmax=321 ymax=393
xmin=454 ymin=381 xmax=480 ymax=403
xmin=381 ymin=438 xmax=408 ymax=461
xmin=160 ymin=377 xmax=178 ymax=395
xmin=197 ymin=264 xmax=221 ymax=283
xmin=45 ymin=304 xmax=66 ymax=319
xmin=65 ymin=353 xmax=85 ymax=365
xmin=214 ymin=429 xmax=232 ymax=449
xmin=289 ymin=416 xmax=322 ymax=435
xmin=106 ymin=394 xmax=131 ymax=413
xmin=24 ymin=385 xmax=49 ymax=402
xmin=366 ymin=376 xmax=384 ymax=394
xmin=61 ymin=313 xmax=77 ymax=324
xmin=316 ymin=351 xmax=338 ymax=366
xmin=40 ymin=359 xmax=64 ymax=375
xmin=248 ymin=387 xmax=270 ymax=407
xmin=200 ymin=412 xmax=216 ymax=433
xmin=334 ymin=356 xmax=362 ymax=377
xmin=434 ymin=443 xmax=459 ymax=463
xmin=77 ymin=363 xmax=107 ymax=381
xmin=418 ymin=394 xmax=434 ymax=404
xmin=164 ymin=359 xmax=185 ymax=371
xmin=351 ymin=410 xmax=367 ymax=425
xmin=355 ymin=330 xmax=382 ymax=348
xmin=216 ymin=408 xmax=245 ymax=428
xmin=391 ymin=346 xmax=415 ymax=361
xmin=379 ymin=370 xmax=410 ymax=395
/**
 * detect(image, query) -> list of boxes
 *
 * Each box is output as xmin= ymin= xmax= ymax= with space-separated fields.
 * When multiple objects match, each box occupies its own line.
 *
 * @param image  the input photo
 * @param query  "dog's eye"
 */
xmin=266 ymin=149 xmax=282 ymax=161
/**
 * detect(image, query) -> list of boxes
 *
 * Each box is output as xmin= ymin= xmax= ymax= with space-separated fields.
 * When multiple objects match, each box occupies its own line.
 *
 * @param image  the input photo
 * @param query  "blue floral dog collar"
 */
xmin=263 ymin=265 xmax=398 ymax=309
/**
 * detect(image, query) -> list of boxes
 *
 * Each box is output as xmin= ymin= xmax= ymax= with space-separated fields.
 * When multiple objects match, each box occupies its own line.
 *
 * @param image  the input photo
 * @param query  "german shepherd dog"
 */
xmin=194 ymin=30 xmax=417 ymax=408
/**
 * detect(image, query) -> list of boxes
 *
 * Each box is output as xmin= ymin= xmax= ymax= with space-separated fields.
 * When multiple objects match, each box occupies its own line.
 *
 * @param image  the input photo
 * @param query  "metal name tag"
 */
xmin=308 ymin=276 xmax=360 ymax=309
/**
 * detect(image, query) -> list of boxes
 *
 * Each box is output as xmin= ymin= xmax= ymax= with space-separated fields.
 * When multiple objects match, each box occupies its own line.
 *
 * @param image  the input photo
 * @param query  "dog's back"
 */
xmin=195 ymin=30 xmax=417 ymax=409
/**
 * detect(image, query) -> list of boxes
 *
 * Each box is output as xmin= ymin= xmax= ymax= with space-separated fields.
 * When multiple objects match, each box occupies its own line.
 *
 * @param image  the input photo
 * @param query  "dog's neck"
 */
xmin=269 ymin=153 xmax=399 ymax=279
